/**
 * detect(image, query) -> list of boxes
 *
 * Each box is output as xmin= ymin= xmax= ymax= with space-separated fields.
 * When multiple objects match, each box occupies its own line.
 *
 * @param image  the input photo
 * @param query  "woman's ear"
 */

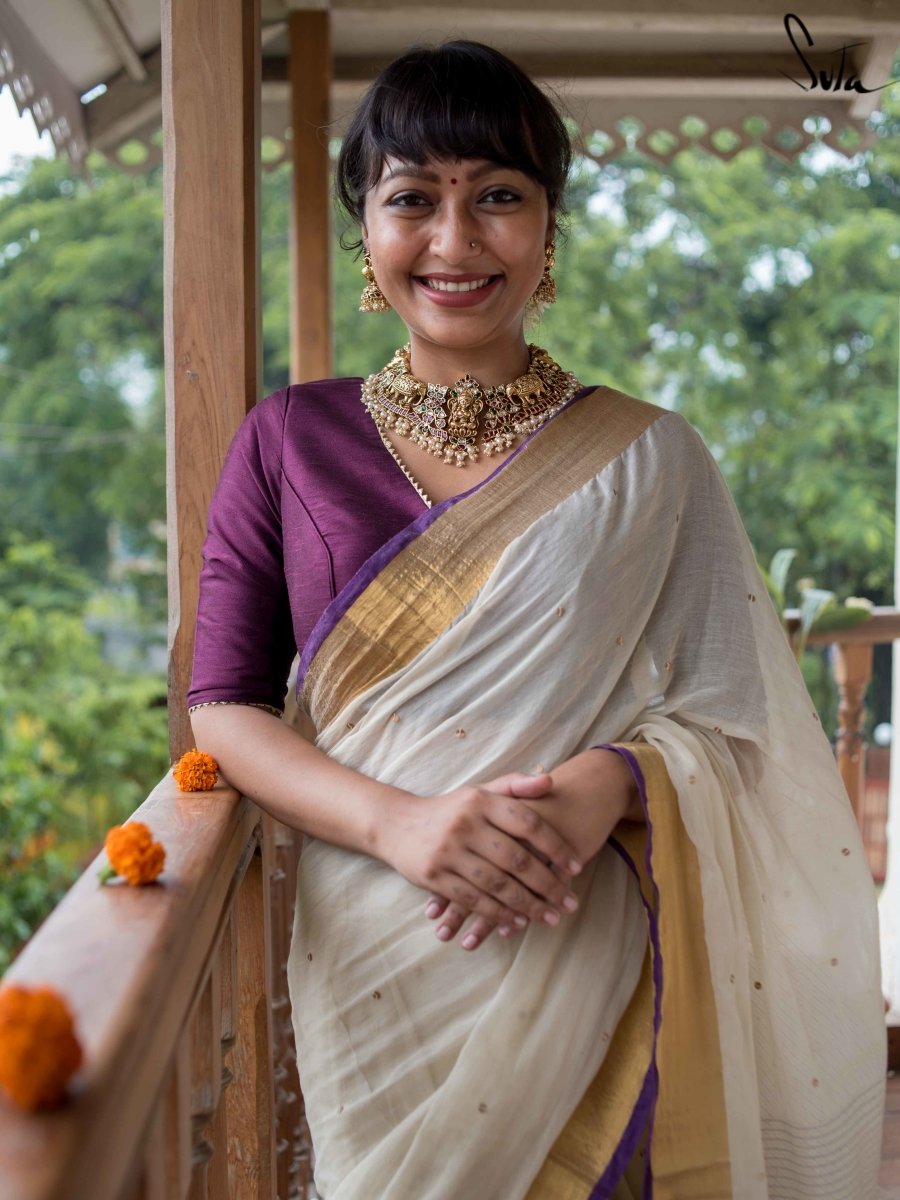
xmin=546 ymin=211 xmax=556 ymax=245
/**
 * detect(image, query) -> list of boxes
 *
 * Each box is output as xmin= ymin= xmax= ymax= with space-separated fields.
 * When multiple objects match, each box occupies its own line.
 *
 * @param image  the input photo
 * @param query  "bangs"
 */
xmin=357 ymin=71 xmax=550 ymax=191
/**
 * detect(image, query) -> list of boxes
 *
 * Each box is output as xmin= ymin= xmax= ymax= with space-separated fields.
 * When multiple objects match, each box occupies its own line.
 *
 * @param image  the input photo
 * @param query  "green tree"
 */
xmin=0 ymin=156 xmax=166 ymax=579
xmin=0 ymin=540 xmax=168 ymax=972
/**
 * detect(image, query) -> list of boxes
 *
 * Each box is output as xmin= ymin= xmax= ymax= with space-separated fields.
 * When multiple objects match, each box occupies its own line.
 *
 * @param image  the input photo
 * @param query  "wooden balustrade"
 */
xmin=0 ymin=775 xmax=308 ymax=1200
xmin=786 ymin=606 xmax=900 ymax=820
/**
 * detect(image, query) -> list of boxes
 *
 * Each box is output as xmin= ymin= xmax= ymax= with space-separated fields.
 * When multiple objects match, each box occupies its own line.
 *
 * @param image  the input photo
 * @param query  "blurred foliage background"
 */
xmin=0 ymin=88 xmax=897 ymax=970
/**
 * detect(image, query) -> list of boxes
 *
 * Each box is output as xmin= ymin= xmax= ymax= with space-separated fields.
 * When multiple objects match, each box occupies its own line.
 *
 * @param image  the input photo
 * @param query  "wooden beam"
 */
xmin=79 ymin=0 xmax=149 ymax=83
xmin=848 ymin=34 xmax=900 ymax=118
xmin=289 ymin=10 xmax=332 ymax=383
xmin=83 ymin=46 xmax=162 ymax=151
xmin=163 ymin=0 xmax=262 ymax=759
xmin=265 ymin=48 xmax=879 ymax=98
xmin=321 ymin=0 xmax=900 ymax=37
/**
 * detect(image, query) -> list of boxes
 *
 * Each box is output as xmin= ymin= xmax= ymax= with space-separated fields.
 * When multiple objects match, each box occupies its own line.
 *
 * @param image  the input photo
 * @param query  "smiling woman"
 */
xmin=187 ymin=39 xmax=885 ymax=1200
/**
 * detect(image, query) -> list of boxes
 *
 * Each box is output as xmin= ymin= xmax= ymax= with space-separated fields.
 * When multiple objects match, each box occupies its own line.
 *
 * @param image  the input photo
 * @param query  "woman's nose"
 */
xmin=429 ymin=204 xmax=481 ymax=262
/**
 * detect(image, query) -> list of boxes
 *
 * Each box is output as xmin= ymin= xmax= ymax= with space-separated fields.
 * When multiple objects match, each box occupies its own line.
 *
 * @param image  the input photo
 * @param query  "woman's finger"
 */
xmin=460 ymin=914 xmax=509 ymax=949
xmin=424 ymin=895 xmax=528 ymax=948
xmin=424 ymin=894 xmax=449 ymax=920
xmin=466 ymin=833 xmax=578 ymax=922
xmin=434 ymin=902 xmax=470 ymax=942
xmin=486 ymin=793 xmax=582 ymax=879
xmin=451 ymin=846 xmax=573 ymax=927
xmin=481 ymin=770 xmax=554 ymax=798
xmin=435 ymin=904 xmax=526 ymax=949
xmin=425 ymin=857 xmax=539 ymax=931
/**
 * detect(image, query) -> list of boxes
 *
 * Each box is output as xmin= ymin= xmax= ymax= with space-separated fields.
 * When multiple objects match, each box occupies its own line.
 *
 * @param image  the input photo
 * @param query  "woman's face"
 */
xmin=362 ymin=157 xmax=552 ymax=368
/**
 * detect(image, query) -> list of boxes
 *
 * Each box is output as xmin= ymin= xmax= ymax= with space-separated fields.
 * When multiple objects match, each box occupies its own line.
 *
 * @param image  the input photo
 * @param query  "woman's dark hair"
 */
xmin=335 ymin=41 xmax=572 ymax=250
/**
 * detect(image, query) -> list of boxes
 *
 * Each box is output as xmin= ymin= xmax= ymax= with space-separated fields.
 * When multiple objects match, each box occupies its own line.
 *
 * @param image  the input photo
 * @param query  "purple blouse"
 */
xmin=188 ymin=378 xmax=427 ymax=713
xmin=188 ymin=376 xmax=595 ymax=713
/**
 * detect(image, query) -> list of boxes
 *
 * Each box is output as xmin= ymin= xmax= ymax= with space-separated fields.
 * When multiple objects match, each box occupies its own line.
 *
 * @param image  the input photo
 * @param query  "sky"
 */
xmin=0 ymin=86 xmax=53 ymax=175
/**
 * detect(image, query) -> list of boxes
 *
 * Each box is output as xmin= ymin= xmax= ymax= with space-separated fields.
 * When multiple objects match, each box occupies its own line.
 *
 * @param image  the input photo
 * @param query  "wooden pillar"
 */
xmin=163 ymin=0 xmax=262 ymax=758
xmin=289 ymin=8 xmax=332 ymax=383
xmin=226 ymin=833 xmax=277 ymax=1196
xmin=832 ymin=640 xmax=873 ymax=822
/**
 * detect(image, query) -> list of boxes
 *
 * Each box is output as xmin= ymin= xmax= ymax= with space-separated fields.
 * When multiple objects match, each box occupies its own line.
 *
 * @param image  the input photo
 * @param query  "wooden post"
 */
xmin=163 ymin=0 xmax=262 ymax=759
xmin=226 ymin=834 xmax=277 ymax=1196
xmin=289 ymin=8 xmax=332 ymax=383
xmin=265 ymin=813 xmax=308 ymax=1198
xmin=832 ymin=640 xmax=873 ymax=821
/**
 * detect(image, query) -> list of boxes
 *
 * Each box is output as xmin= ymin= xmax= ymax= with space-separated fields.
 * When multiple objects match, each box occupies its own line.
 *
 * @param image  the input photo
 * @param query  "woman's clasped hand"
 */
xmin=408 ymin=748 xmax=641 ymax=950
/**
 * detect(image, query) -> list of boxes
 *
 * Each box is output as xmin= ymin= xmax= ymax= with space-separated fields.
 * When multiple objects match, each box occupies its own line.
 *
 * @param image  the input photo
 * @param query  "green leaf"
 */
xmin=796 ymin=587 xmax=836 ymax=658
xmin=768 ymin=548 xmax=797 ymax=609
xmin=809 ymin=603 xmax=874 ymax=634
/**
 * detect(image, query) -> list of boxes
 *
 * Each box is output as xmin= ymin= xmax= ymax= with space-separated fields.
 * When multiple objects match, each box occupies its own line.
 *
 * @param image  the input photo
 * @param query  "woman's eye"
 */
xmin=387 ymin=192 xmax=429 ymax=208
xmin=482 ymin=188 xmax=520 ymax=204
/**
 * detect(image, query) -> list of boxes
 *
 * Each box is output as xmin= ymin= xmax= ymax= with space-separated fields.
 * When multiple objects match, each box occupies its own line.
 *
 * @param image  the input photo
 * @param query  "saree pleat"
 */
xmin=288 ymin=389 xmax=884 ymax=1199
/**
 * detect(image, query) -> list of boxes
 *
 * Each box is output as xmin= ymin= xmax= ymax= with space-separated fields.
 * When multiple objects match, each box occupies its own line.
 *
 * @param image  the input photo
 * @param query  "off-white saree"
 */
xmin=287 ymin=387 xmax=885 ymax=1199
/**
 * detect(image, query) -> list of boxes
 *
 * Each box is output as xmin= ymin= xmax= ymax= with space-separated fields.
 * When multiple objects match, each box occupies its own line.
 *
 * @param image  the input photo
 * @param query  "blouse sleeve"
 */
xmin=187 ymin=390 xmax=297 ymax=715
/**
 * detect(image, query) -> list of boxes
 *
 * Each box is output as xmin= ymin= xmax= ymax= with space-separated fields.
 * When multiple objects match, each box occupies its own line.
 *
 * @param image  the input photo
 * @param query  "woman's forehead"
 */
xmin=374 ymin=156 xmax=529 ymax=185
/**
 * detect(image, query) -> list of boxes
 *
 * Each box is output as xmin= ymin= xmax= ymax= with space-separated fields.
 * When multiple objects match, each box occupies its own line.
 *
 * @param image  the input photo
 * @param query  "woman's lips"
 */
xmin=414 ymin=274 xmax=502 ymax=308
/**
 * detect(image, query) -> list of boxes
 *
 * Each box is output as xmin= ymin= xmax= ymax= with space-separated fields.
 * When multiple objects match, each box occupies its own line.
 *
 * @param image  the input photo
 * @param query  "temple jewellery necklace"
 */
xmin=362 ymin=344 xmax=582 ymax=506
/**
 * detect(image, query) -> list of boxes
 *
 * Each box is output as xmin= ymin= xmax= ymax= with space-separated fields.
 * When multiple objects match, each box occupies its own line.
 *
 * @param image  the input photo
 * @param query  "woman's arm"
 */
xmin=190 ymin=704 xmax=584 ymax=932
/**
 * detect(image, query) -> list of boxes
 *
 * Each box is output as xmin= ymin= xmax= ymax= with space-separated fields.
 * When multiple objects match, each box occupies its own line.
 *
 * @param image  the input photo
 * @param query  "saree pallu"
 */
xmin=287 ymin=388 xmax=885 ymax=1199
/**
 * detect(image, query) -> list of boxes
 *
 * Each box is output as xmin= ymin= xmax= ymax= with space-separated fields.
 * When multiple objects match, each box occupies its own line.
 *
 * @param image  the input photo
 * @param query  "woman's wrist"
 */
xmin=516 ymin=748 xmax=642 ymax=867
xmin=591 ymin=747 xmax=643 ymax=822
xmin=555 ymin=748 xmax=640 ymax=823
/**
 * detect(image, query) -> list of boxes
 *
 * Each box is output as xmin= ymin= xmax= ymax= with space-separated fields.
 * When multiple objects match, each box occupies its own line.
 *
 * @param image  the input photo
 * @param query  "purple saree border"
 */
xmin=295 ymin=384 xmax=598 ymax=693
xmin=589 ymin=744 xmax=663 ymax=1200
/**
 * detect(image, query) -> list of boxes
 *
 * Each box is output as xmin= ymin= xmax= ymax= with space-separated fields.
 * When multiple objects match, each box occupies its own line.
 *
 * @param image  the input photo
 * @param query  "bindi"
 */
xmin=450 ymin=178 xmax=457 ymax=184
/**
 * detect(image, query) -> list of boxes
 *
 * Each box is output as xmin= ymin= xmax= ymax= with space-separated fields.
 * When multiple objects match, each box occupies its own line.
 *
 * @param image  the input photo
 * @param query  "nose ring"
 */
xmin=469 ymin=240 xmax=478 ymax=250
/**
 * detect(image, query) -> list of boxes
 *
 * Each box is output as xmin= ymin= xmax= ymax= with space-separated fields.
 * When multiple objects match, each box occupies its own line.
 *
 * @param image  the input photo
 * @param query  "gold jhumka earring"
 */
xmin=359 ymin=252 xmax=391 ymax=313
xmin=531 ymin=241 xmax=557 ymax=306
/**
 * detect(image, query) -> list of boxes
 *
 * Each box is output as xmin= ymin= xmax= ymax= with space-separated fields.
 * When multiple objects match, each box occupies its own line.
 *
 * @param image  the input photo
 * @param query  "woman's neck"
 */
xmin=407 ymin=337 xmax=532 ymax=388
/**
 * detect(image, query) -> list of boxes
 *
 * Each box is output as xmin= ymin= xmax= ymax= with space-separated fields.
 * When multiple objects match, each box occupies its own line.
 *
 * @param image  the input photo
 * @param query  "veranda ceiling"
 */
xmin=1 ymin=0 xmax=898 ymax=171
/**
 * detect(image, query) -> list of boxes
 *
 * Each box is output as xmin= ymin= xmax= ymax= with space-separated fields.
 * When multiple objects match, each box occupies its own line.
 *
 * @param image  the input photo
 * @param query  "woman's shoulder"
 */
xmin=236 ymin=376 xmax=366 ymax=450
xmin=284 ymin=376 xmax=365 ymax=409
xmin=587 ymin=385 xmax=706 ymax=450
xmin=249 ymin=376 xmax=363 ymax=422
xmin=581 ymin=386 xmax=718 ymax=488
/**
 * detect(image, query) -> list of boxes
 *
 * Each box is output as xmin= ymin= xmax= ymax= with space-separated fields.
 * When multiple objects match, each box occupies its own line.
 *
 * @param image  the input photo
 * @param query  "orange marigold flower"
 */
xmin=0 ymin=984 xmax=83 ymax=1110
xmin=100 ymin=821 xmax=166 ymax=886
xmin=172 ymin=749 xmax=219 ymax=792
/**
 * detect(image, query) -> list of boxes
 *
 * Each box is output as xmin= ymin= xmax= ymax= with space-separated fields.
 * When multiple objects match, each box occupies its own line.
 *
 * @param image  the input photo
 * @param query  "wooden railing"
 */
xmin=786 ymin=606 xmax=900 ymax=820
xmin=0 ymin=775 xmax=310 ymax=1200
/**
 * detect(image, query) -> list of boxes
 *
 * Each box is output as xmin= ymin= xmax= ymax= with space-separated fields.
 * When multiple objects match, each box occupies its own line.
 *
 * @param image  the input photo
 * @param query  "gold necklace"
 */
xmin=362 ymin=344 xmax=581 ymax=467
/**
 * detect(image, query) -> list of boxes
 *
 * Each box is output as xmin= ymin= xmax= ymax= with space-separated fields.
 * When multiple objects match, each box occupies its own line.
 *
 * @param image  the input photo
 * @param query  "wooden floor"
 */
xmin=883 ymin=1071 xmax=900 ymax=1195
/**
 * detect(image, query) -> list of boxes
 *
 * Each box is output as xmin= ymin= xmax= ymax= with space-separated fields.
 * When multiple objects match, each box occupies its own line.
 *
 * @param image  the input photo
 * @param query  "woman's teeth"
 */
xmin=422 ymin=277 xmax=493 ymax=292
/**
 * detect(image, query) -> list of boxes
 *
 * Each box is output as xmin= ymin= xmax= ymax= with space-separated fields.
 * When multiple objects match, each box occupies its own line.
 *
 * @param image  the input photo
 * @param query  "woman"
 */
xmin=188 ymin=40 xmax=885 ymax=1199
